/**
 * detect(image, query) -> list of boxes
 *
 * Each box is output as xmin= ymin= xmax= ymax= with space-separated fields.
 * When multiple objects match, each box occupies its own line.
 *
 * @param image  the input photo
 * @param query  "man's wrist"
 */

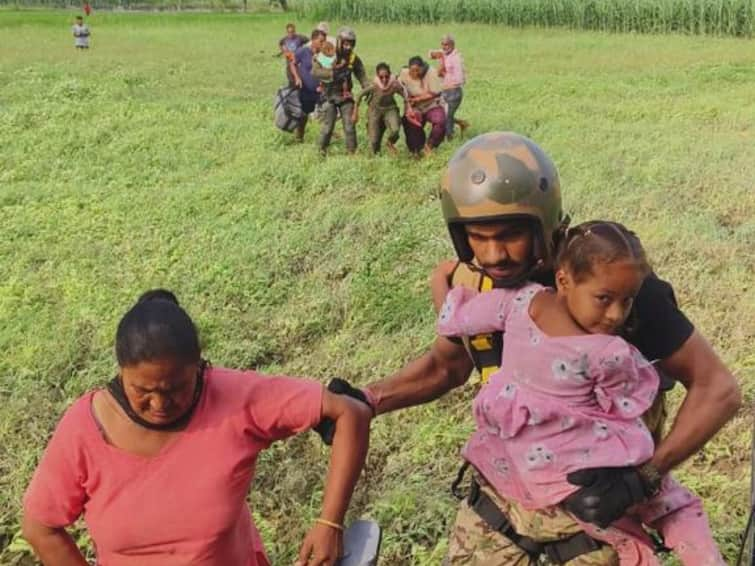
xmin=362 ymin=386 xmax=379 ymax=416
xmin=636 ymin=461 xmax=663 ymax=497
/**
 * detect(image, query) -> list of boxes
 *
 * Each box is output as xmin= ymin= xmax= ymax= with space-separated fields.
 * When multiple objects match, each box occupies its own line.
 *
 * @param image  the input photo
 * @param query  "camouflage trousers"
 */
xmin=443 ymin=476 xmax=619 ymax=566
xmin=443 ymin=394 xmax=670 ymax=565
xmin=366 ymin=105 xmax=401 ymax=153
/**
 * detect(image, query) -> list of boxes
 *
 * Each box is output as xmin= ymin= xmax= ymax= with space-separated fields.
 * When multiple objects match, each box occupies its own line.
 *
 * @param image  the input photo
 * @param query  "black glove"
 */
xmin=313 ymin=378 xmax=370 ymax=445
xmin=563 ymin=466 xmax=649 ymax=528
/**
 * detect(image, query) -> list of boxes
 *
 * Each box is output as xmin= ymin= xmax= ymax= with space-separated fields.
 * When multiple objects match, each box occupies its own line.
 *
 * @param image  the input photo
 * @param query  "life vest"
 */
xmin=344 ymin=51 xmax=357 ymax=70
xmin=450 ymin=262 xmax=504 ymax=385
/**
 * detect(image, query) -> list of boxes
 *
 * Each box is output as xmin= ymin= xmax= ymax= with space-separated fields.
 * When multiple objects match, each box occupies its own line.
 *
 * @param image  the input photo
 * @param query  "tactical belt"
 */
xmin=453 ymin=463 xmax=604 ymax=564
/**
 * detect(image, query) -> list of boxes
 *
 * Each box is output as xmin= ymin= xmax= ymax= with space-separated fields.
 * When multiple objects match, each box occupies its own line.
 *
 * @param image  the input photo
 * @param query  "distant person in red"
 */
xmin=83 ymin=2 xmax=92 ymax=16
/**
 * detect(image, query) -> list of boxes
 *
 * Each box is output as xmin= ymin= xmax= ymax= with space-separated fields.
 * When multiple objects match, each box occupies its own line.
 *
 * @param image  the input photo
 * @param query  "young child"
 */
xmin=72 ymin=16 xmax=90 ymax=50
xmin=315 ymin=40 xmax=350 ymax=99
xmin=435 ymin=221 xmax=724 ymax=566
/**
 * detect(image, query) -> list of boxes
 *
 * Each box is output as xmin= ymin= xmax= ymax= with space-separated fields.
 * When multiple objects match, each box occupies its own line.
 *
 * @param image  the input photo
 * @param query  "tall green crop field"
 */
xmin=303 ymin=0 xmax=754 ymax=36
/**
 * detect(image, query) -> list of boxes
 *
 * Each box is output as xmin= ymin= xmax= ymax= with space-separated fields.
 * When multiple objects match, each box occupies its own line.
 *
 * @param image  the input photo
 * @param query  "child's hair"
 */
xmin=76 ymin=15 xmax=83 ymax=20
xmin=286 ymin=22 xmax=295 ymax=30
xmin=115 ymin=289 xmax=200 ymax=367
xmin=376 ymin=62 xmax=391 ymax=74
xmin=310 ymin=28 xmax=325 ymax=41
xmin=556 ymin=221 xmax=651 ymax=282
xmin=321 ymin=41 xmax=336 ymax=56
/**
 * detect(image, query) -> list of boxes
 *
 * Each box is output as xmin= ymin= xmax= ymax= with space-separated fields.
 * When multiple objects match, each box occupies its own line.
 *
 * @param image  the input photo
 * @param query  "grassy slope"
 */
xmin=0 ymin=10 xmax=753 ymax=564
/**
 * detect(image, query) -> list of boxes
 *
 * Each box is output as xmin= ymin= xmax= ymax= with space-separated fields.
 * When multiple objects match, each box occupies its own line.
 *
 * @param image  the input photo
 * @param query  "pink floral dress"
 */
xmin=438 ymin=283 xmax=725 ymax=566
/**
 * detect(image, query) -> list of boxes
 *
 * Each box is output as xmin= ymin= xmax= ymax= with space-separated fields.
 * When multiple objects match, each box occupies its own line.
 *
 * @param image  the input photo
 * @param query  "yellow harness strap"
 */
xmin=451 ymin=264 xmax=501 ymax=385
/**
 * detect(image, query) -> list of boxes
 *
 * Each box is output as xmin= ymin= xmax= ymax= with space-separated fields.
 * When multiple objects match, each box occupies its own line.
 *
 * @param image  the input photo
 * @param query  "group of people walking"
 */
xmin=278 ymin=22 xmax=469 ymax=156
xmin=21 ymin=131 xmax=741 ymax=566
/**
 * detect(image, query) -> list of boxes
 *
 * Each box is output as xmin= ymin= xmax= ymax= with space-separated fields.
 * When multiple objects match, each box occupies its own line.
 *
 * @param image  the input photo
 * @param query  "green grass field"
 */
xmin=1 ymin=9 xmax=753 ymax=564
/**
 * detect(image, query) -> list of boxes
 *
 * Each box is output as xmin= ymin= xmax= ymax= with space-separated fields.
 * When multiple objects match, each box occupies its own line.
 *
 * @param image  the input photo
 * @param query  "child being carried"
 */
xmin=436 ymin=221 xmax=725 ymax=566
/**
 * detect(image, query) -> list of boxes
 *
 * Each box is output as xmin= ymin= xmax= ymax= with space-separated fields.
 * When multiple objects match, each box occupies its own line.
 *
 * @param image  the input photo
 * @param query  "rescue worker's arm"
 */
xmin=353 ymin=56 xmax=369 ymax=89
xmin=21 ymin=518 xmax=89 ymax=566
xmin=363 ymin=259 xmax=472 ymax=415
xmin=352 ymin=85 xmax=375 ymax=124
xmin=364 ymin=336 xmax=474 ymax=416
xmin=354 ymin=84 xmax=374 ymax=109
xmin=650 ymin=330 xmax=741 ymax=474
xmin=565 ymin=329 xmax=741 ymax=528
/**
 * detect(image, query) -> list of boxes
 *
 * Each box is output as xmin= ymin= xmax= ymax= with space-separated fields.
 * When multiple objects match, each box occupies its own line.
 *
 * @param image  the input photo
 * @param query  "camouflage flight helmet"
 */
xmin=336 ymin=26 xmax=357 ymax=49
xmin=440 ymin=132 xmax=566 ymax=269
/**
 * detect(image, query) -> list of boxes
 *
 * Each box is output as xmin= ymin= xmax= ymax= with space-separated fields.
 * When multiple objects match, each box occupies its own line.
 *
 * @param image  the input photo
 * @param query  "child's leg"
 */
xmin=575 ymin=517 xmax=660 ymax=566
xmin=635 ymin=476 xmax=725 ymax=566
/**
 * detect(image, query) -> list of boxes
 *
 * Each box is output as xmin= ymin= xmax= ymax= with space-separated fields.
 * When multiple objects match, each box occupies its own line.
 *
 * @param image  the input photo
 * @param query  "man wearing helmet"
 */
xmin=322 ymin=132 xmax=741 ymax=563
xmin=312 ymin=26 xmax=368 ymax=155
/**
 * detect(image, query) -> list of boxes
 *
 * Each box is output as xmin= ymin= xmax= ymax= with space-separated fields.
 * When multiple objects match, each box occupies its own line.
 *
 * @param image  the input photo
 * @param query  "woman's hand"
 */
xmin=405 ymin=107 xmax=422 ymax=127
xmin=295 ymin=522 xmax=343 ymax=566
xmin=306 ymin=391 xmax=369 ymax=565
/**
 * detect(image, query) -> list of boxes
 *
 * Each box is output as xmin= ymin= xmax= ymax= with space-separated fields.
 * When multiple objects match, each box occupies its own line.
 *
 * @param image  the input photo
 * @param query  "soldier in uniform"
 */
xmin=320 ymin=132 xmax=741 ymax=564
xmin=312 ymin=27 xmax=368 ymax=155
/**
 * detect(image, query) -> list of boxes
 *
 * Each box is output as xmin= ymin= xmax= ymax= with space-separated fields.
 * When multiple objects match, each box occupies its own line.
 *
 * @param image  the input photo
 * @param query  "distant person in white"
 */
xmin=73 ymin=16 xmax=90 ymax=49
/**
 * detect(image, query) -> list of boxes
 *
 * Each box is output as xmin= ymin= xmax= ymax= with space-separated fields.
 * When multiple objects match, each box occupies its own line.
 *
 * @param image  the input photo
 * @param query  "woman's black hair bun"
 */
xmin=137 ymin=289 xmax=180 ymax=306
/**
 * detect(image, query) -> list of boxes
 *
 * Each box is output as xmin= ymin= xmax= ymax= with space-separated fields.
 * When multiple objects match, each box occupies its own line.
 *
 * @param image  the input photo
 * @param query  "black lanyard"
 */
xmin=107 ymin=360 xmax=206 ymax=431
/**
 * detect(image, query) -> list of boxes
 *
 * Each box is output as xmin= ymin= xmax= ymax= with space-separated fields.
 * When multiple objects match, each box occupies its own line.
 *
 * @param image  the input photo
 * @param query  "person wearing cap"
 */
xmin=317 ymin=132 xmax=741 ymax=563
xmin=312 ymin=26 xmax=368 ymax=155
xmin=429 ymin=34 xmax=469 ymax=140
xmin=398 ymin=55 xmax=446 ymax=156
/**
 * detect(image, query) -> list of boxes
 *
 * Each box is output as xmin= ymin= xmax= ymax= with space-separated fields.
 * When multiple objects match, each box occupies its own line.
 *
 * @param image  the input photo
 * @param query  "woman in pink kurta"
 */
xmin=22 ymin=290 xmax=370 ymax=566
xmin=436 ymin=222 xmax=724 ymax=566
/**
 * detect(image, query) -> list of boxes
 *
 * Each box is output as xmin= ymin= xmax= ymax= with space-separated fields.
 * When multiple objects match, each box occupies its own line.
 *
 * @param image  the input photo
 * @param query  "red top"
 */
xmin=24 ymin=368 xmax=324 ymax=566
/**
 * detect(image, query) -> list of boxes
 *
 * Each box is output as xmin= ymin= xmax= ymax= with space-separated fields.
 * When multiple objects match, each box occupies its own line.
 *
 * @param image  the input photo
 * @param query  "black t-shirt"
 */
xmin=623 ymin=273 xmax=694 ymax=362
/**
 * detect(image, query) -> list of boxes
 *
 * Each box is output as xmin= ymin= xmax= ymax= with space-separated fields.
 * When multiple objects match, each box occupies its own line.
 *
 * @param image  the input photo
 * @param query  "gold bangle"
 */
xmin=314 ymin=518 xmax=344 ymax=531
